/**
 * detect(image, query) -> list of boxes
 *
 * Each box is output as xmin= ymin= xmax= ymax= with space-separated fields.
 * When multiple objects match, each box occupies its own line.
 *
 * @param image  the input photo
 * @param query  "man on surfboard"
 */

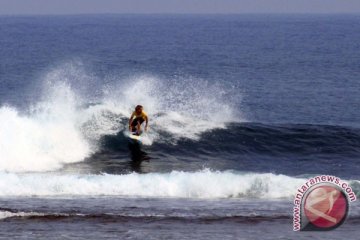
xmin=129 ymin=105 xmax=148 ymax=135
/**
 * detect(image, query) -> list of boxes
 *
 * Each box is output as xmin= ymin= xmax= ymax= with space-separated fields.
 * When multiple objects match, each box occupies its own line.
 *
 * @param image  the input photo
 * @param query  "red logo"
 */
xmin=303 ymin=185 xmax=348 ymax=230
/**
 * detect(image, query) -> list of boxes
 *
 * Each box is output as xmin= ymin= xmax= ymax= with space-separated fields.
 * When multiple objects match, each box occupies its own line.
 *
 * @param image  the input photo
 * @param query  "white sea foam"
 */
xmin=0 ymin=170 xmax=307 ymax=198
xmin=0 ymin=82 xmax=91 ymax=172
xmin=0 ymin=211 xmax=46 ymax=220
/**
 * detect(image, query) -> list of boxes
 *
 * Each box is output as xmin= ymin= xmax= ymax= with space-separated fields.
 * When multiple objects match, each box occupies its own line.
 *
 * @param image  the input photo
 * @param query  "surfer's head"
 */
xmin=135 ymin=105 xmax=143 ymax=114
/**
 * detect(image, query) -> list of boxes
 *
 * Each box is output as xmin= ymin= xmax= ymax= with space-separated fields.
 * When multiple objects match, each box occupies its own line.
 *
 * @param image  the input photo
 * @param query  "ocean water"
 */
xmin=0 ymin=14 xmax=359 ymax=239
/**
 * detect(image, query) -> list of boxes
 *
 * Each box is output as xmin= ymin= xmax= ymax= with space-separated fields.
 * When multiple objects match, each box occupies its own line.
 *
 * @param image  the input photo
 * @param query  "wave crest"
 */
xmin=0 ymin=170 xmax=308 ymax=198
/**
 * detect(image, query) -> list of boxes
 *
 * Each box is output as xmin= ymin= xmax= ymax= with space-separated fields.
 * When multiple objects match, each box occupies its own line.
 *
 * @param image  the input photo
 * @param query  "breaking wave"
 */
xmin=0 ymin=62 xmax=241 ymax=172
xmin=0 ymin=170 xmax=317 ymax=198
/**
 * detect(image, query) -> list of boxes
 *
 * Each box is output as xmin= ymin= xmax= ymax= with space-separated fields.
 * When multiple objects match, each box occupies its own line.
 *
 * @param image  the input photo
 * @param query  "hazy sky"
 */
xmin=0 ymin=0 xmax=360 ymax=15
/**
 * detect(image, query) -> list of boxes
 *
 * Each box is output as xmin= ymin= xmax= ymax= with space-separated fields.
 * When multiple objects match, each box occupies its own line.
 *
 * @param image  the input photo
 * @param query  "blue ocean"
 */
xmin=0 ymin=14 xmax=359 ymax=239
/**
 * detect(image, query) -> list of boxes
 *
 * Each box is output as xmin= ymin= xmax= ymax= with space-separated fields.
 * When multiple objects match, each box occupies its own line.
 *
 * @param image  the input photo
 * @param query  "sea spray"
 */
xmin=0 ymin=83 xmax=91 ymax=172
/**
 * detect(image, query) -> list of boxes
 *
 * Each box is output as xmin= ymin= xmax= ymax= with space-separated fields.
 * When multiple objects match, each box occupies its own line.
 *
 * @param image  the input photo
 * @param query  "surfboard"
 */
xmin=128 ymin=131 xmax=142 ymax=142
xmin=129 ymin=133 xmax=142 ymax=141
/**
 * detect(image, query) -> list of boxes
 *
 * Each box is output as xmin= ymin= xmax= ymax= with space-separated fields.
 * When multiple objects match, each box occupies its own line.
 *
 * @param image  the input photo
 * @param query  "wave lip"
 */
xmin=0 ymin=170 xmax=308 ymax=199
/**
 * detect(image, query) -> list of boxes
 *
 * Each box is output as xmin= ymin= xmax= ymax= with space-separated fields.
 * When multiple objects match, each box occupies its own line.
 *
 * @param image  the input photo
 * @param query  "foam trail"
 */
xmin=0 ymin=170 xmax=310 ymax=198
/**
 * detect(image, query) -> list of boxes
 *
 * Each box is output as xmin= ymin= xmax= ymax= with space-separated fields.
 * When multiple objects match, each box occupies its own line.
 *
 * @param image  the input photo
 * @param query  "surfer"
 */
xmin=129 ymin=105 xmax=149 ymax=135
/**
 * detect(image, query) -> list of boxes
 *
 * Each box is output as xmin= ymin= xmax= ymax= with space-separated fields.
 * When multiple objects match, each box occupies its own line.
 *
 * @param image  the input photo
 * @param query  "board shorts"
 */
xmin=131 ymin=117 xmax=145 ymax=132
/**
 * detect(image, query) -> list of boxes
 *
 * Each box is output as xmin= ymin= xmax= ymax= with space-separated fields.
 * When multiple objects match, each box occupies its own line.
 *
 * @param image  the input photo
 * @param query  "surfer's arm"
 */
xmin=128 ymin=113 xmax=134 ymax=130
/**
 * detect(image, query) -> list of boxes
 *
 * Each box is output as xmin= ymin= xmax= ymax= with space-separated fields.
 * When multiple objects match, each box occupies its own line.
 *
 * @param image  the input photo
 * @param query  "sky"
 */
xmin=0 ymin=0 xmax=360 ymax=15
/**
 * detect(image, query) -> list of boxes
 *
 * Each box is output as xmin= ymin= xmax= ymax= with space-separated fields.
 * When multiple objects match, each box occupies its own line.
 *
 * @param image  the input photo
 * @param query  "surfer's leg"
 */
xmin=136 ymin=119 xmax=145 ymax=135
xmin=136 ymin=122 xmax=141 ymax=133
xmin=131 ymin=119 xmax=138 ymax=133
